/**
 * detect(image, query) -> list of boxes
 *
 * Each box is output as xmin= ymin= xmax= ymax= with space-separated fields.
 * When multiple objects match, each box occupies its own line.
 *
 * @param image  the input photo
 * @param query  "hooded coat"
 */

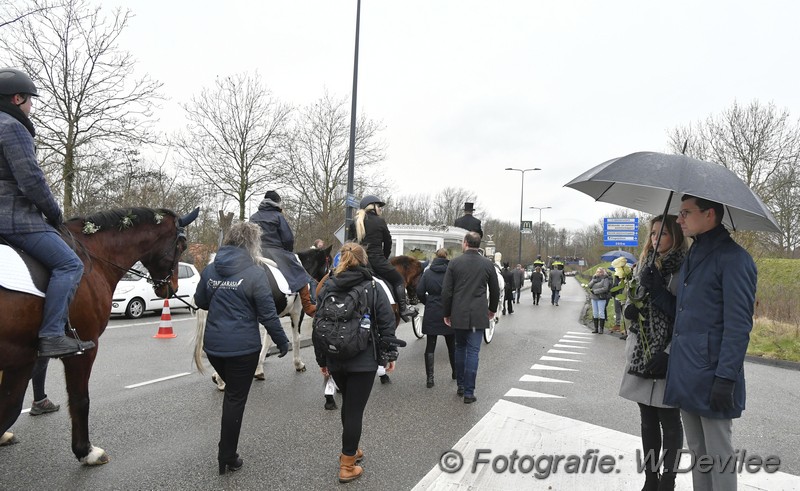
xmin=194 ymin=245 xmax=289 ymax=358
xmin=416 ymin=257 xmax=451 ymax=336
xmin=249 ymin=198 xmax=310 ymax=292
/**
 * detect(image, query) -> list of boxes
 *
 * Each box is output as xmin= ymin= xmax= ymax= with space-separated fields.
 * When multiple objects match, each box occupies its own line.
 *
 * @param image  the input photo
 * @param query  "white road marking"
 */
xmin=520 ymin=374 xmax=573 ymax=383
xmin=548 ymin=349 xmax=585 ymax=355
xmin=107 ymin=317 xmax=195 ymax=329
xmin=504 ymin=388 xmax=564 ymax=398
xmin=558 ymin=338 xmax=592 ymax=344
xmin=540 ymin=356 xmax=581 ymax=363
xmin=563 ymin=335 xmax=592 ymax=340
xmin=124 ymin=372 xmax=191 ymax=389
xmin=531 ymin=364 xmax=578 ymax=371
xmin=554 ymin=343 xmax=589 ymax=349
xmin=566 ymin=331 xmax=593 ymax=336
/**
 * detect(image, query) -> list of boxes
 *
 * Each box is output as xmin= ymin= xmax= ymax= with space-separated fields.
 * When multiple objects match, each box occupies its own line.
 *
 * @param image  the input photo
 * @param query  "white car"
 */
xmin=110 ymin=262 xmax=200 ymax=319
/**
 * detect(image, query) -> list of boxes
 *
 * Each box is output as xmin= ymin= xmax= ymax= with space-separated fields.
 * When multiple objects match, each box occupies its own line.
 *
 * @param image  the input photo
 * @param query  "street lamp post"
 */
xmin=529 ymin=206 xmax=552 ymax=257
xmin=505 ymin=167 xmax=541 ymax=264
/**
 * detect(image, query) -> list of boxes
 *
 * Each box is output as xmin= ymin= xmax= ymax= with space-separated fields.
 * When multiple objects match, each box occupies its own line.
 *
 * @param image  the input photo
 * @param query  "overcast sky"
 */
xmin=111 ymin=0 xmax=800 ymax=232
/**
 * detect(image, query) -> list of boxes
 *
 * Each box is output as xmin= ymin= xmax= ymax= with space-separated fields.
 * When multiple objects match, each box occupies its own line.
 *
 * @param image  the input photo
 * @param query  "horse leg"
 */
xmin=61 ymin=351 xmax=108 ymax=465
xmin=290 ymin=301 xmax=305 ymax=372
xmin=0 ymin=363 xmax=34 ymax=439
xmin=254 ymin=329 xmax=268 ymax=380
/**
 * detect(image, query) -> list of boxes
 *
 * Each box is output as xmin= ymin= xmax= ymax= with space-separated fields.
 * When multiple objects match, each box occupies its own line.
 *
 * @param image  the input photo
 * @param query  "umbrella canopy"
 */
xmin=600 ymin=249 xmax=637 ymax=264
xmin=564 ymin=152 xmax=781 ymax=233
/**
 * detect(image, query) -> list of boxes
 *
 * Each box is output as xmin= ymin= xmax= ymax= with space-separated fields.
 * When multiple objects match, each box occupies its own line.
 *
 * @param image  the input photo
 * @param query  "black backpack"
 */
xmin=312 ymin=280 xmax=375 ymax=360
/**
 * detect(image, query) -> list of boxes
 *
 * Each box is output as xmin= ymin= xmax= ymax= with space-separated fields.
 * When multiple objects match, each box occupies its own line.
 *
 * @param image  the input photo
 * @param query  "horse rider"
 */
xmin=349 ymin=195 xmax=418 ymax=322
xmin=454 ymin=202 xmax=483 ymax=238
xmin=249 ymin=190 xmax=316 ymax=317
xmin=0 ymin=68 xmax=95 ymax=358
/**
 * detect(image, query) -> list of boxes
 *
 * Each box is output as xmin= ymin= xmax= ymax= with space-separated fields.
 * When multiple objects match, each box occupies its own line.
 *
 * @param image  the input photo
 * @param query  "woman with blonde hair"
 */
xmin=619 ymin=214 xmax=687 ymax=491
xmin=313 ymin=242 xmax=402 ymax=483
xmin=348 ymin=195 xmax=418 ymax=322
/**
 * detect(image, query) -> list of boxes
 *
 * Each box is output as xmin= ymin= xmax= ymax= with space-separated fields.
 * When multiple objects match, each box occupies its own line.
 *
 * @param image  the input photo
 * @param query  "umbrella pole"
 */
xmin=649 ymin=192 xmax=673 ymax=268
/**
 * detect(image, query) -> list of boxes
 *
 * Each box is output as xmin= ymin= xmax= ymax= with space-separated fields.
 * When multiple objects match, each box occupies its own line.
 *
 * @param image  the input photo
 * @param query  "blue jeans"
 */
xmin=454 ymin=329 xmax=483 ymax=397
xmin=591 ymin=299 xmax=607 ymax=319
xmin=3 ymin=230 xmax=83 ymax=338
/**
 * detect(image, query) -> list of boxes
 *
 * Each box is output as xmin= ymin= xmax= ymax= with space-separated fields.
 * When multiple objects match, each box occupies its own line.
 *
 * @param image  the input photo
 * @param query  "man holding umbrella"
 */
xmin=642 ymin=194 xmax=756 ymax=491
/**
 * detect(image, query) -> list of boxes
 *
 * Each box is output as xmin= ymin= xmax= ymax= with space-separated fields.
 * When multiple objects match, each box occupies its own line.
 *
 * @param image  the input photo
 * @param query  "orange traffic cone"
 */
xmin=153 ymin=299 xmax=177 ymax=338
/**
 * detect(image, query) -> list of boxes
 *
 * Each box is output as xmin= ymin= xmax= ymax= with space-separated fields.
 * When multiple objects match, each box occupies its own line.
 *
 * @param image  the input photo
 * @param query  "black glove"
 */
xmin=380 ymin=334 xmax=407 ymax=348
xmin=639 ymin=265 xmax=665 ymax=296
xmin=643 ymin=351 xmax=669 ymax=377
xmin=709 ymin=377 xmax=736 ymax=412
xmin=277 ymin=343 xmax=289 ymax=358
xmin=624 ymin=304 xmax=640 ymax=321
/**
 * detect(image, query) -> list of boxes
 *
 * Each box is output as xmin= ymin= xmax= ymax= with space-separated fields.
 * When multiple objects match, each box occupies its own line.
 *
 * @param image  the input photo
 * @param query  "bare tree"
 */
xmin=276 ymin=91 xmax=385 ymax=245
xmin=0 ymin=0 xmax=56 ymax=29
xmin=0 ymin=0 xmax=163 ymax=214
xmin=668 ymin=100 xmax=800 ymax=254
xmin=174 ymin=72 xmax=291 ymax=220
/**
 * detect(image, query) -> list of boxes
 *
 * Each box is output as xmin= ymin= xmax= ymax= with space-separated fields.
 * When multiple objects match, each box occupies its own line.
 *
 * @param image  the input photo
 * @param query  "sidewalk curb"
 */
xmin=745 ymin=355 xmax=800 ymax=371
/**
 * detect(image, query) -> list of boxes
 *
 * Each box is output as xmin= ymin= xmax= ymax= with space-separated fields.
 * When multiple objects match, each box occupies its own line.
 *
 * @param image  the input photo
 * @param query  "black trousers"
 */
xmin=208 ymin=351 xmax=260 ymax=463
xmin=331 ymin=370 xmax=376 ymax=456
xmin=638 ymin=403 xmax=683 ymax=477
xmin=504 ymin=293 xmax=514 ymax=313
xmin=31 ymin=357 xmax=50 ymax=401
xmin=368 ymin=254 xmax=404 ymax=292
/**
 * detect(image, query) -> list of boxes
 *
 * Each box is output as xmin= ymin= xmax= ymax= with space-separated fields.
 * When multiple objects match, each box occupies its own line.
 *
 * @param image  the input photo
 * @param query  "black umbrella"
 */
xmin=564 ymin=151 xmax=781 ymax=233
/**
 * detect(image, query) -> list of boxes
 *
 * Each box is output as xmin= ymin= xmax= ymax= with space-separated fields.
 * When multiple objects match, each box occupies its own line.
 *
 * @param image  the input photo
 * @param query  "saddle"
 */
xmin=371 ymin=276 xmax=395 ymax=305
xmin=0 ymin=244 xmax=48 ymax=297
xmin=258 ymin=257 xmax=294 ymax=314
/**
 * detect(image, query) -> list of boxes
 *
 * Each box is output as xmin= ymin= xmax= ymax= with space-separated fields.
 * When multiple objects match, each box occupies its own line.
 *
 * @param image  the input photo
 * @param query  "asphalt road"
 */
xmin=4 ymin=279 xmax=799 ymax=490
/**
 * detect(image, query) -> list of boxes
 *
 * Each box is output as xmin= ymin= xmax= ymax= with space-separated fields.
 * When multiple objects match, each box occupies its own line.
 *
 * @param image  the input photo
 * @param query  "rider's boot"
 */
xmin=395 ymin=284 xmax=418 ymax=323
xmin=38 ymin=335 xmax=95 ymax=358
xmin=299 ymin=285 xmax=316 ymax=317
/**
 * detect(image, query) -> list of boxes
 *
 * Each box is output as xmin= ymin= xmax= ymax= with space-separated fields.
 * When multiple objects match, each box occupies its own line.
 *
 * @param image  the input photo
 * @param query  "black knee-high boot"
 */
xmin=599 ymin=318 xmax=605 ymax=334
xmin=425 ymin=353 xmax=435 ymax=388
xmin=592 ymin=318 xmax=599 ymax=333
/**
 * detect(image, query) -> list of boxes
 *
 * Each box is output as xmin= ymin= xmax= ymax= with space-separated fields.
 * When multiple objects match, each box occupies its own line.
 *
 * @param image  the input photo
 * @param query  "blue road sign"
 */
xmin=603 ymin=218 xmax=639 ymax=247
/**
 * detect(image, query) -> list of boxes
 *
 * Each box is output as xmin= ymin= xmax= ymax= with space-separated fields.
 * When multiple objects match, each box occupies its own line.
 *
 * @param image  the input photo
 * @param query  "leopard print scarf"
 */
xmin=628 ymin=248 xmax=686 ymax=378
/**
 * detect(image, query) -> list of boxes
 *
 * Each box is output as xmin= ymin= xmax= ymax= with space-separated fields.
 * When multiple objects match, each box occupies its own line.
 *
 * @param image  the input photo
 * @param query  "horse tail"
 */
xmin=193 ymin=308 xmax=208 ymax=374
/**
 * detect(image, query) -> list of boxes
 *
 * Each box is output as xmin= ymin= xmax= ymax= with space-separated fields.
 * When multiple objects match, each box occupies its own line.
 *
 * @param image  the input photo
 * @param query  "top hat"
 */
xmin=463 ymin=202 xmax=475 ymax=212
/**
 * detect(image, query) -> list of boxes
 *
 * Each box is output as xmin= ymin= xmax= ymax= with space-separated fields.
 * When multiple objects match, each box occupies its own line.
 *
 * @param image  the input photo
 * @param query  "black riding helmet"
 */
xmin=359 ymin=195 xmax=385 ymax=209
xmin=0 ymin=68 xmax=39 ymax=97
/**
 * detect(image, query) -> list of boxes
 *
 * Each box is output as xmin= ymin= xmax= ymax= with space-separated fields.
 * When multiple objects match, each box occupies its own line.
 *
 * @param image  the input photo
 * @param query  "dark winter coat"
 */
xmin=548 ymin=269 xmax=565 ymax=291
xmin=194 ymin=245 xmax=289 ymax=358
xmin=529 ymin=271 xmax=544 ymax=294
xmin=512 ymin=268 xmax=524 ymax=289
xmin=348 ymin=210 xmax=402 ymax=285
xmin=441 ymin=249 xmax=500 ymax=330
xmin=501 ymin=267 xmax=515 ymax=295
xmin=416 ymin=257 xmax=452 ymax=336
xmin=661 ymin=225 xmax=756 ymax=419
xmin=249 ymin=199 xmax=310 ymax=292
xmin=313 ymin=266 xmax=397 ymax=372
xmin=453 ymin=213 xmax=483 ymax=237
xmin=0 ymin=112 xmax=63 ymax=234
xmin=588 ymin=274 xmax=612 ymax=300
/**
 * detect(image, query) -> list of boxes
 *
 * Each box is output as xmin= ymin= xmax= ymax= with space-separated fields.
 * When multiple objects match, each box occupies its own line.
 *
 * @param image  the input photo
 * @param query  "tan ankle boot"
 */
xmin=299 ymin=285 xmax=316 ymax=316
xmin=339 ymin=453 xmax=363 ymax=483
xmin=355 ymin=448 xmax=364 ymax=462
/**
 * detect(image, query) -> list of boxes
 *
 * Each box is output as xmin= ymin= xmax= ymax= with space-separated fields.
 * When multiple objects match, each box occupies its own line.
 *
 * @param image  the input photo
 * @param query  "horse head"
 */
xmin=299 ymin=245 xmax=334 ymax=282
xmin=120 ymin=207 xmax=199 ymax=298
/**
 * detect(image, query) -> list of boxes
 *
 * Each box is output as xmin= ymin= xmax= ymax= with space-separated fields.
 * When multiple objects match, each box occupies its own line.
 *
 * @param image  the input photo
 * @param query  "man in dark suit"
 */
xmin=454 ymin=202 xmax=483 ymax=238
xmin=441 ymin=232 xmax=500 ymax=404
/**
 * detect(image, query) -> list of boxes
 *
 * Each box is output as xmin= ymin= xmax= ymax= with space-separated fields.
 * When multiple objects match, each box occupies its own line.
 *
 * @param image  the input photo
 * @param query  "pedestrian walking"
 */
xmin=500 ymin=262 xmax=515 ymax=315
xmin=194 ymin=222 xmax=290 ymax=475
xmin=441 ymin=232 xmax=500 ymax=404
xmin=512 ymin=264 xmax=524 ymax=304
xmin=529 ymin=266 xmax=544 ymax=305
xmin=547 ymin=265 xmax=565 ymax=306
xmin=416 ymin=248 xmax=456 ymax=388
xmin=28 ymin=358 xmax=60 ymax=415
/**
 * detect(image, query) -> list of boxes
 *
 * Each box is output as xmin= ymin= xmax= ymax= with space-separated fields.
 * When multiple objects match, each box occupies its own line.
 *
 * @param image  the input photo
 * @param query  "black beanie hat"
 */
xmin=264 ymin=190 xmax=281 ymax=202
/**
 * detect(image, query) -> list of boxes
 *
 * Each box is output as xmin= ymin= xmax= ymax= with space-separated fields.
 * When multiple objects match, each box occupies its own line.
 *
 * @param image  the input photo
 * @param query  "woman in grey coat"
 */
xmin=587 ymin=267 xmax=612 ymax=333
xmin=619 ymin=215 xmax=687 ymax=491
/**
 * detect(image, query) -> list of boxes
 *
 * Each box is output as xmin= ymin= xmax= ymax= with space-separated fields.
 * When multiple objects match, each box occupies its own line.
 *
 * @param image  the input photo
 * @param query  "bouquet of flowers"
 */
xmin=610 ymin=256 xmax=653 ymax=359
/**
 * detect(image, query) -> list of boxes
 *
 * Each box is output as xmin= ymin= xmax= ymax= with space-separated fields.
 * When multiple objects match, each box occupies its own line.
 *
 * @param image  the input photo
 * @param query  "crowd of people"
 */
xmin=1 ymin=67 xmax=757 ymax=488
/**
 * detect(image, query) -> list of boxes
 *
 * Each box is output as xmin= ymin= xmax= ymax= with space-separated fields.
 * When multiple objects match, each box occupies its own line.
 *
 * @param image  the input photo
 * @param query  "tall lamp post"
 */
xmin=505 ymin=167 xmax=541 ymax=264
xmin=530 ymin=206 xmax=552 ymax=257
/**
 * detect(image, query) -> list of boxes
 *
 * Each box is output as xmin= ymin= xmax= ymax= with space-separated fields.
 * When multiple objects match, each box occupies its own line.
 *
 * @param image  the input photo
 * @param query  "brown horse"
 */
xmin=0 ymin=207 xmax=197 ymax=464
xmin=390 ymin=255 xmax=425 ymax=304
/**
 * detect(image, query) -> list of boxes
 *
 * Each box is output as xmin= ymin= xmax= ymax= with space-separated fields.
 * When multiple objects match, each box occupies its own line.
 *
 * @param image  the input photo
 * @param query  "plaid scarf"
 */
xmin=628 ymin=248 xmax=686 ymax=377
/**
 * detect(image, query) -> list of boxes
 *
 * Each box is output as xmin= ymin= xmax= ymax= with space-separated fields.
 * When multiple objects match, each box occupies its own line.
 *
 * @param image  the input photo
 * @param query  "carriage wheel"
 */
xmin=484 ymin=321 xmax=496 ymax=344
xmin=412 ymin=313 xmax=424 ymax=339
